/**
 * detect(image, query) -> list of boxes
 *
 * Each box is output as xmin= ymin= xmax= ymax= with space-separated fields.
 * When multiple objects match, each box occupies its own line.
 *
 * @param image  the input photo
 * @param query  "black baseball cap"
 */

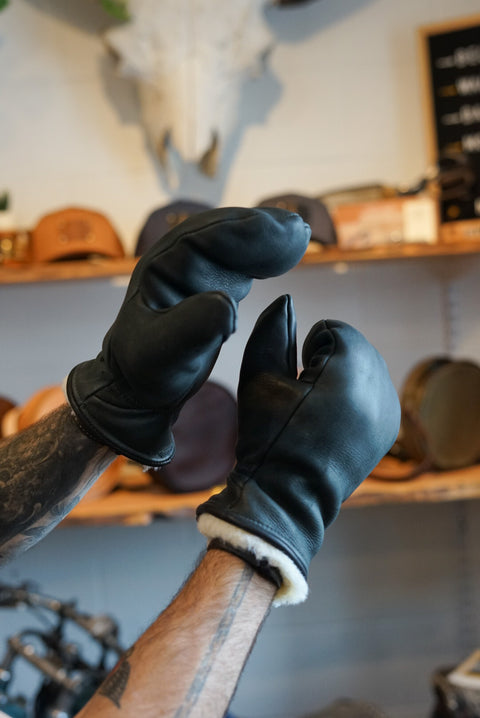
xmin=135 ymin=199 xmax=214 ymax=256
xmin=256 ymin=193 xmax=336 ymax=246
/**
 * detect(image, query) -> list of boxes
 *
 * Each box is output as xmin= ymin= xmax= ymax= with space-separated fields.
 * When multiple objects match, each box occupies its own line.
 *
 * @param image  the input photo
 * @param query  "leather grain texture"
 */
xmin=197 ymin=294 xmax=401 ymax=579
xmin=67 ymin=207 xmax=310 ymax=465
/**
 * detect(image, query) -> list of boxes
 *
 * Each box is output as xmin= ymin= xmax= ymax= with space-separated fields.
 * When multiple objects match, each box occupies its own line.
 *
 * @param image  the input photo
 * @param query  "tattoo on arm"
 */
xmin=94 ymin=564 xmax=260 ymax=714
xmin=0 ymin=405 xmax=114 ymax=563
xmin=98 ymin=647 xmax=134 ymax=708
xmin=174 ymin=564 xmax=255 ymax=718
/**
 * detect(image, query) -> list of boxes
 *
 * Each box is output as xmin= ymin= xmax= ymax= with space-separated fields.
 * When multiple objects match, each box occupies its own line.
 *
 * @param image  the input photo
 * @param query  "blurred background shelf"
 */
xmin=61 ymin=458 xmax=480 ymax=527
xmin=0 ymin=257 xmax=137 ymax=284
xmin=346 ymin=459 xmax=480 ymax=508
xmin=301 ymin=239 xmax=480 ymax=265
xmin=3 ymin=240 xmax=480 ymax=284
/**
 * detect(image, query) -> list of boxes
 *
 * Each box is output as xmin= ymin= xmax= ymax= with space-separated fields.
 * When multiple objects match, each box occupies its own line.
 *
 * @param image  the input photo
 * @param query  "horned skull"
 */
xmin=105 ymin=0 xmax=276 ymax=176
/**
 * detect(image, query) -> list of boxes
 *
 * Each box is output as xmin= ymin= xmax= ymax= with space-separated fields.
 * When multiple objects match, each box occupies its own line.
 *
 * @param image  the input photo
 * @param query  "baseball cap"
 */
xmin=135 ymin=199 xmax=213 ymax=256
xmin=31 ymin=207 xmax=125 ymax=262
xmin=149 ymin=380 xmax=237 ymax=493
xmin=256 ymin=193 xmax=337 ymax=246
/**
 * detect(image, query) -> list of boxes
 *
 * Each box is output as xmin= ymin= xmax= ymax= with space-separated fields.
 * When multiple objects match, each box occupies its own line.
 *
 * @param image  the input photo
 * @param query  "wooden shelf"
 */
xmin=61 ymin=458 xmax=480 ymax=527
xmin=4 ymin=237 xmax=480 ymax=525
xmin=0 ymin=257 xmax=137 ymax=284
xmin=302 ymin=239 xmax=480 ymax=265
xmin=64 ymin=487 xmax=221 ymax=526
xmin=2 ymin=240 xmax=480 ymax=285
xmin=6 ymin=238 xmax=480 ymax=525
xmin=345 ymin=462 xmax=480 ymax=508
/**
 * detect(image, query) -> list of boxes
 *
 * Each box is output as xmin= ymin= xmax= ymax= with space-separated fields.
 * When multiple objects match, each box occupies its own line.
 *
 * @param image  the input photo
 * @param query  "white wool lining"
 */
xmin=197 ymin=513 xmax=308 ymax=607
xmin=61 ymin=376 xmax=69 ymax=401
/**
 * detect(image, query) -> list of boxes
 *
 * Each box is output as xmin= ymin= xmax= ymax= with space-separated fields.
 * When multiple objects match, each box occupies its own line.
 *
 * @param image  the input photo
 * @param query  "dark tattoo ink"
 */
xmin=0 ymin=406 xmax=114 ymax=563
xmin=174 ymin=564 xmax=254 ymax=718
xmin=98 ymin=647 xmax=134 ymax=708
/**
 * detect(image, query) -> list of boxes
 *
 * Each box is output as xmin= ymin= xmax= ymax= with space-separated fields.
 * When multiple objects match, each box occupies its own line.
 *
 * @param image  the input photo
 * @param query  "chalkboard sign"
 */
xmin=419 ymin=14 xmax=480 ymax=240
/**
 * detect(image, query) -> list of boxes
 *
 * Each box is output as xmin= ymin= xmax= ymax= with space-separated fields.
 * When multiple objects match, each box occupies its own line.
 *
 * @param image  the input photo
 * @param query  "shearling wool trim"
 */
xmin=61 ymin=376 xmax=69 ymax=401
xmin=197 ymin=513 xmax=308 ymax=607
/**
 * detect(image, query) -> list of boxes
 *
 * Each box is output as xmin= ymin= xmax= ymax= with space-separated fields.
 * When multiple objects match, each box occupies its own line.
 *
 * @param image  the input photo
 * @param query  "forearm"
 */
xmin=0 ymin=405 xmax=115 ymax=563
xmin=77 ymin=549 xmax=276 ymax=718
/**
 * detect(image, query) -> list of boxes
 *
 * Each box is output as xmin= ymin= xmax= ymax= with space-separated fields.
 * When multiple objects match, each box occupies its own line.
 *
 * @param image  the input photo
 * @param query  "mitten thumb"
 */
xmin=234 ymin=294 xmax=300 ymax=469
xmin=239 ymin=294 xmax=298 ymax=390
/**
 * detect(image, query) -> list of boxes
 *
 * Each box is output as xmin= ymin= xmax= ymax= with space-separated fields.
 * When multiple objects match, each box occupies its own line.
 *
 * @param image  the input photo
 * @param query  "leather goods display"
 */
xmin=149 ymin=380 xmax=237 ymax=493
xmin=31 ymin=207 xmax=125 ymax=262
xmin=197 ymin=294 xmax=400 ymax=605
xmin=256 ymin=193 xmax=337 ymax=246
xmin=66 ymin=207 xmax=311 ymax=467
xmin=135 ymin=199 xmax=213 ymax=256
xmin=380 ymin=356 xmax=480 ymax=478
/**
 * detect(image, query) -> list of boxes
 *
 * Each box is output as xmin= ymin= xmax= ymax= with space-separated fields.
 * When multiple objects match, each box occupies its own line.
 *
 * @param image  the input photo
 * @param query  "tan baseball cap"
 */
xmin=31 ymin=207 xmax=125 ymax=262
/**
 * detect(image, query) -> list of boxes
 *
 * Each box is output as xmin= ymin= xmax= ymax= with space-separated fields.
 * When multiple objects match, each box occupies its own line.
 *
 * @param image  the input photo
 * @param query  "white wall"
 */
xmin=1 ymin=1 xmax=480 ymax=717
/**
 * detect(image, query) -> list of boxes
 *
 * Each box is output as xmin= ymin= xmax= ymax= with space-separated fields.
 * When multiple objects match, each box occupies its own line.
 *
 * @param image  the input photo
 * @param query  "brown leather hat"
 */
xmin=399 ymin=357 xmax=480 ymax=471
xmin=16 ymin=385 xmax=67 ymax=432
xmin=31 ymin=207 xmax=125 ymax=262
xmin=1 ymin=386 xmax=66 ymax=437
xmin=149 ymin=380 xmax=237 ymax=493
xmin=0 ymin=395 xmax=17 ymax=438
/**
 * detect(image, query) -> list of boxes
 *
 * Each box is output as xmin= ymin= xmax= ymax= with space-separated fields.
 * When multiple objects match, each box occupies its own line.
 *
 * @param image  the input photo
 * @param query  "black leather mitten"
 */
xmin=197 ymin=295 xmax=401 ymax=605
xmin=66 ymin=208 xmax=310 ymax=467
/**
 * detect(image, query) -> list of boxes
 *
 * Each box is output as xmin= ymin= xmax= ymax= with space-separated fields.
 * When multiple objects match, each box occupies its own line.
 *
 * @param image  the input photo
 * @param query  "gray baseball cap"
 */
xmin=256 ymin=193 xmax=336 ymax=246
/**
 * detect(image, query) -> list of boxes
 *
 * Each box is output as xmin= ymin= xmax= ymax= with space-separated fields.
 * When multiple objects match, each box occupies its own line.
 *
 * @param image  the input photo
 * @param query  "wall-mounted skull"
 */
xmin=104 ymin=0 xmax=318 ymax=176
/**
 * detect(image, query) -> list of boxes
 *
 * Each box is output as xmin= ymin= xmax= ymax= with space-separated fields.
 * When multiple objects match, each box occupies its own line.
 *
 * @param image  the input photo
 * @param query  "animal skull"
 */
xmin=104 ymin=0 xmax=275 ymax=176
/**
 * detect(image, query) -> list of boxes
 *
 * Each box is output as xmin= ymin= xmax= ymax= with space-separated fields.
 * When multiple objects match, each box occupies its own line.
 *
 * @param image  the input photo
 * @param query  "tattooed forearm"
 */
xmin=75 ymin=551 xmax=274 ymax=718
xmin=0 ymin=405 xmax=115 ymax=563
xmin=174 ymin=564 xmax=255 ymax=718
xmin=98 ymin=647 xmax=134 ymax=708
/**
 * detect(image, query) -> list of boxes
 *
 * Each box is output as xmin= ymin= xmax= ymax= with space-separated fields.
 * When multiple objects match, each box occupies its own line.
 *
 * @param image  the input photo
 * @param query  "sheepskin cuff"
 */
xmin=197 ymin=513 xmax=309 ymax=607
xmin=208 ymin=537 xmax=282 ymax=589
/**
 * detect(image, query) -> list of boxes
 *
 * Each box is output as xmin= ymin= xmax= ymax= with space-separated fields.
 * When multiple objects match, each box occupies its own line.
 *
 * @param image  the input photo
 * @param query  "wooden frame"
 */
xmin=418 ymin=14 xmax=480 ymax=240
xmin=418 ymin=13 xmax=480 ymax=164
